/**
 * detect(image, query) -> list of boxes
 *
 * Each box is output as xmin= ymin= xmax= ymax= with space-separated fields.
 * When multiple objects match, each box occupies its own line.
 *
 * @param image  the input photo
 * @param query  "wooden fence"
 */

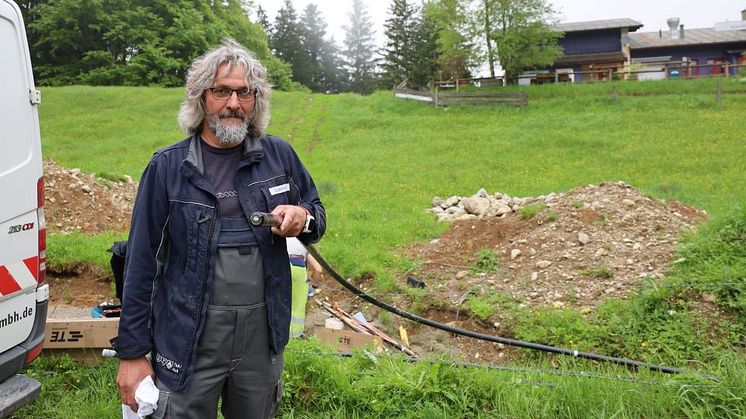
xmin=433 ymin=63 xmax=746 ymax=88
xmin=436 ymin=91 xmax=527 ymax=106
xmin=393 ymin=88 xmax=528 ymax=107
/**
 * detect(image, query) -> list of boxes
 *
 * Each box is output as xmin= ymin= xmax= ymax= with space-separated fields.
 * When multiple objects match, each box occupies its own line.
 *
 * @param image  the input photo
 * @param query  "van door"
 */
xmin=0 ymin=0 xmax=45 ymax=355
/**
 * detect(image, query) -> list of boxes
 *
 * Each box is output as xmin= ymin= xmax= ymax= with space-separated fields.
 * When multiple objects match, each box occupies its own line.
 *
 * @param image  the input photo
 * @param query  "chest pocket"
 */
xmin=168 ymin=199 xmax=214 ymax=282
xmin=257 ymin=174 xmax=300 ymax=211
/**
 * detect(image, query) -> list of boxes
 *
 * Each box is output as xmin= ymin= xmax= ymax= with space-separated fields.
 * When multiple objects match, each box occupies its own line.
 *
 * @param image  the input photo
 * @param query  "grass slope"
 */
xmin=28 ymin=79 xmax=746 ymax=418
xmin=40 ymin=79 xmax=746 ymax=280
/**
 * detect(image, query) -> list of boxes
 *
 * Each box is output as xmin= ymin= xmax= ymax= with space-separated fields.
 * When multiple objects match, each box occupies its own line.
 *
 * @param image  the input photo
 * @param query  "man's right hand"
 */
xmin=116 ymin=356 xmax=154 ymax=412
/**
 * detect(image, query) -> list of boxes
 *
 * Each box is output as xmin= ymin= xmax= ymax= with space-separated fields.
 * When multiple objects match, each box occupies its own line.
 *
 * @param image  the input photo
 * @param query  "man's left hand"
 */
xmin=270 ymin=205 xmax=307 ymax=237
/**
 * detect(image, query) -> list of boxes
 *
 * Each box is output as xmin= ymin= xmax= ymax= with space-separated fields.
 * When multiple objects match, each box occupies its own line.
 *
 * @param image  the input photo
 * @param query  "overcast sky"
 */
xmin=257 ymin=0 xmax=745 ymax=75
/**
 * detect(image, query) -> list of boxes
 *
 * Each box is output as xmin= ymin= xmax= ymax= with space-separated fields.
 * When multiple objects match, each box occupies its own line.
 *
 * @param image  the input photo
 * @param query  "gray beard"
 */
xmin=207 ymin=111 xmax=250 ymax=147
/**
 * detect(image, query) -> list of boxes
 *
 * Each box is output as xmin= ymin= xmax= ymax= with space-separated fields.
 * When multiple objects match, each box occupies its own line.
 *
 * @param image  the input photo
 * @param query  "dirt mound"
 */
xmin=43 ymin=159 xmax=137 ymax=316
xmin=405 ymin=181 xmax=706 ymax=311
xmin=44 ymin=159 xmax=137 ymax=234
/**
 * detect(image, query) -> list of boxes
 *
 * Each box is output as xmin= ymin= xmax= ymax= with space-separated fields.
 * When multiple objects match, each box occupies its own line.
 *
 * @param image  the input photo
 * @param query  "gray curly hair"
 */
xmin=178 ymin=39 xmax=271 ymax=139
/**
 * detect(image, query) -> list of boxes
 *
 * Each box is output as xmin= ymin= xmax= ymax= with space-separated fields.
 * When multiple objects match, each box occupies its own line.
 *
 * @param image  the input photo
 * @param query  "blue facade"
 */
xmin=541 ymin=19 xmax=746 ymax=83
xmin=633 ymin=44 xmax=746 ymax=76
xmin=561 ymin=29 xmax=622 ymax=54
xmin=549 ymin=27 xmax=631 ymax=83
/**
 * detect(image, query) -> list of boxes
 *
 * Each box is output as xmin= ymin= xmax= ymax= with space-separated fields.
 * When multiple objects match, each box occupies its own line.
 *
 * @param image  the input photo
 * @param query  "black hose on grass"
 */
xmin=307 ymin=245 xmax=720 ymax=381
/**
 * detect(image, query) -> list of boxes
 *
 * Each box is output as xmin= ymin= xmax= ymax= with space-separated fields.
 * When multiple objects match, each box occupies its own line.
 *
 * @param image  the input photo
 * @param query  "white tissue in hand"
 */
xmin=121 ymin=375 xmax=160 ymax=419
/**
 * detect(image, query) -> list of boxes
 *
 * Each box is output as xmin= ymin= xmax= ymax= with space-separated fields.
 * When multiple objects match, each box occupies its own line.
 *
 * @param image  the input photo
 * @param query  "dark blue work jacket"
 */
xmin=113 ymin=134 xmax=325 ymax=392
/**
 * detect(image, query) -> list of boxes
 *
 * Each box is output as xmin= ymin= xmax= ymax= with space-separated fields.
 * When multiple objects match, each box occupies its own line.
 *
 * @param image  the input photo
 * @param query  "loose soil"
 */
xmin=44 ymin=159 xmax=136 ymax=235
xmin=406 ymin=182 xmax=706 ymax=311
xmin=44 ymin=160 xmax=709 ymax=363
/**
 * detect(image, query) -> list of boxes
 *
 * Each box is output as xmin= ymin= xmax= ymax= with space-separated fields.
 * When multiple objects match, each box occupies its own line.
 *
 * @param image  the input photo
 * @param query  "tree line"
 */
xmin=16 ymin=0 xmax=561 ymax=93
xmin=15 ymin=0 xmax=299 ymax=88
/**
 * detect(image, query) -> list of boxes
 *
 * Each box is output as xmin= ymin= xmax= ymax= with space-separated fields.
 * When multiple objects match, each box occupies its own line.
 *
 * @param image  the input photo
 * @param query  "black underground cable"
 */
xmin=307 ymin=245 xmax=720 ymax=381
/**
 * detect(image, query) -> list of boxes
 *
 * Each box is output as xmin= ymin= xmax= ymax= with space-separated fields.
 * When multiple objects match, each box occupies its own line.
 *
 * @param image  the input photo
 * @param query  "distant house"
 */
xmin=548 ymin=18 xmax=643 ymax=83
xmin=628 ymin=15 xmax=746 ymax=80
xmin=535 ymin=10 xmax=746 ymax=83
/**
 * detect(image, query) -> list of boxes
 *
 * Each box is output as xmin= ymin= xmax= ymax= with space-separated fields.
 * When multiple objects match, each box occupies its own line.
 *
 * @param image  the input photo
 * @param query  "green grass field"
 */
xmin=41 ymin=79 xmax=746 ymax=278
xmin=22 ymin=78 xmax=746 ymax=418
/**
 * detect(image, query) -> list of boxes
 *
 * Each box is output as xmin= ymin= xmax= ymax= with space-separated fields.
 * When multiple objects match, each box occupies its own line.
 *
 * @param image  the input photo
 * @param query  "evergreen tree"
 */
xmin=318 ymin=36 xmax=346 ymax=93
xmin=409 ymin=10 xmax=440 ymax=88
xmin=342 ymin=0 xmax=378 ymax=94
xmin=271 ymin=0 xmax=302 ymax=78
xmin=256 ymin=4 xmax=271 ymax=36
xmin=380 ymin=0 xmax=416 ymax=89
xmin=296 ymin=4 xmax=327 ymax=91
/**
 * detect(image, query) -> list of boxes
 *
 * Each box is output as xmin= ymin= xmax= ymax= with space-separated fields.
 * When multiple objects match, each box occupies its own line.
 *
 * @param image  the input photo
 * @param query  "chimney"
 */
xmin=679 ymin=24 xmax=685 ymax=38
xmin=742 ymin=9 xmax=746 ymax=21
xmin=667 ymin=17 xmax=680 ymax=39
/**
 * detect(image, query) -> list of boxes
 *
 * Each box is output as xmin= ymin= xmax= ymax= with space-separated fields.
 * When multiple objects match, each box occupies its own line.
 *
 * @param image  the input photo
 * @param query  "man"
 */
xmin=114 ymin=39 xmax=325 ymax=419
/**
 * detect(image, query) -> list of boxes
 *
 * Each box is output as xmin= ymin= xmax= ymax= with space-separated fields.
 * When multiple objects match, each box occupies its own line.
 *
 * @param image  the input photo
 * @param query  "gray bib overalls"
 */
xmin=151 ymin=217 xmax=283 ymax=419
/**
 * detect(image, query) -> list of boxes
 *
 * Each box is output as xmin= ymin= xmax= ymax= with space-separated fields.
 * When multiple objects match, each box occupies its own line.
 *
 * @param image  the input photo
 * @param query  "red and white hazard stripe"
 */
xmin=0 ymin=256 xmax=39 ymax=296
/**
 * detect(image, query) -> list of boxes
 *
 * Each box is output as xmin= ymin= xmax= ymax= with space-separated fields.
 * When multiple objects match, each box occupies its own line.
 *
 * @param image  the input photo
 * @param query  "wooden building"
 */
xmin=628 ymin=14 xmax=746 ymax=79
xmin=538 ymin=10 xmax=746 ymax=83
xmin=550 ymin=18 xmax=643 ymax=83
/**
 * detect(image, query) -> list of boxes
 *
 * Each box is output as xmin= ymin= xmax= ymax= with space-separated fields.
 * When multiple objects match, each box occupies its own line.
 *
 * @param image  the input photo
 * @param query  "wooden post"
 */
xmin=455 ymin=78 xmax=459 ymax=93
xmin=664 ymin=64 xmax=669 ymax=80
xmin=434 ymin=86 xmax=439 ymax=107
xmin=716 ymin=78 xmax=722 ymax=104
xmin=724 ymin=63 xmax=730 ymax=78
xmin=554 ymin=72 xmax=559 ymax=83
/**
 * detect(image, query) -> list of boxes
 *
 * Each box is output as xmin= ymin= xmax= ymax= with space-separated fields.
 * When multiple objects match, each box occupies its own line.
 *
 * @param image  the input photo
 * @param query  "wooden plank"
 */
xmin=455 ymin=99 xmax=527 ymax=104
xmin=442 ymin=96 xmax=527 ymax=102
xmin=437 ymin=92 xmax=527 ymax=98
xmin=439 ymin=100 xmax=527 ymax=106
xmin=393 ymin=87 xmax=431 ymax=96
xmin=395 ymin=87 xmax=527 ymax=107
xmin=442 ymin=93 xmax=528 ymax=99
xmin=394 ymin=91 xmax=433 ymax=103
xmin=477 ymin=78 xmax=503 ymax=87
xmin=316 ymin=299 xmax=417 ymax=357
xmin=393 ymin=88 xmax=433 ymax=103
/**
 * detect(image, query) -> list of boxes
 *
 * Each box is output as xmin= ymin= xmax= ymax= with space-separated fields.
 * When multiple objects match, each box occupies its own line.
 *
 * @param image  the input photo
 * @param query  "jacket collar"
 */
xmin=186 ymin=133 xmax=205 ymax=174
xmin=242 ymin=135 xmax=263 ymax=155
xmin=186 ymin=133 xmax=265 ymax=175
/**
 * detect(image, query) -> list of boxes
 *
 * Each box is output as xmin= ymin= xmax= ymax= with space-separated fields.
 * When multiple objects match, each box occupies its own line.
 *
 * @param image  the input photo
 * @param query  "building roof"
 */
xmin=555 ymin=18 xmax=643 ymax=33
xmin=629 ymin=28 xmax=746 ymax=49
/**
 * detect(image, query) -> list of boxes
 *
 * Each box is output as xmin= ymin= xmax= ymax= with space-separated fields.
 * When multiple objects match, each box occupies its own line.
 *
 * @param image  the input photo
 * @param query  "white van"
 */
xmin=0 ymin=0 xmax=49 ymax=415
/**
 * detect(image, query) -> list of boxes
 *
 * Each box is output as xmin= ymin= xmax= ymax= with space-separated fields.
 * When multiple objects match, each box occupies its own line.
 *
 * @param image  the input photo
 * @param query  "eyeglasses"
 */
xmin=207 ymin=87 xmax=256 ymax=102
